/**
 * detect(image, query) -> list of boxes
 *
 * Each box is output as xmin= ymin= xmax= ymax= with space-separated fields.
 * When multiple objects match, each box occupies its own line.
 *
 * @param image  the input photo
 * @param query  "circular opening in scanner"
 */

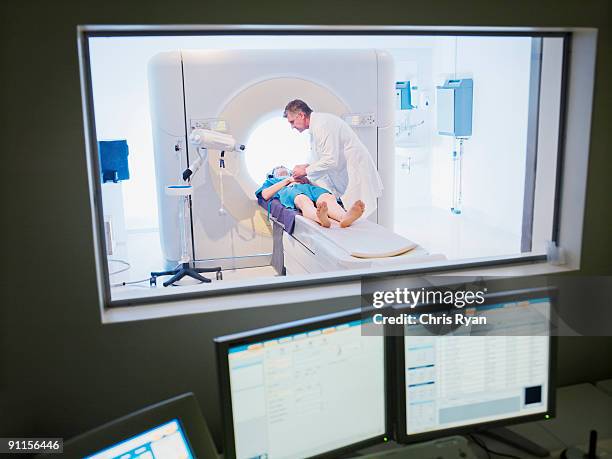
xmin=244 ymin=115 xmax=311 ymax=183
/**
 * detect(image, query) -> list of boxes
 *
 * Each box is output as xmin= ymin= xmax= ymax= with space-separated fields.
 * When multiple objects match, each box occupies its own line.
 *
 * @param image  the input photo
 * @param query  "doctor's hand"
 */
xmin=292 ymin=164 xmax=309 ymax=178
xmin=291 ymin=176 xmax=310 ymax=184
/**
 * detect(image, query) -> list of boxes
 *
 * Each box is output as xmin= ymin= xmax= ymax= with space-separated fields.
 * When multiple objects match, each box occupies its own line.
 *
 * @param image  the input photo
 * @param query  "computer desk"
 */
xmin=353 ymin=382 xmax=612 ymax=458
xmin=485 ymin=382 xmax=612 ymax=458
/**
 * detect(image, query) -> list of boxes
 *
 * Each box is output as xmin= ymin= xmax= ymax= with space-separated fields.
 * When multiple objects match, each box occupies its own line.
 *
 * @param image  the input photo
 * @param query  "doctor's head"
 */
xmin=284 ymin=99 xmax=312 ymax=133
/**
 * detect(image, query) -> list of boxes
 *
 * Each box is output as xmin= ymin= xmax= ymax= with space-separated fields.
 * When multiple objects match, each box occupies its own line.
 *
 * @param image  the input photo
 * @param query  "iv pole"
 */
xmin=150 ymin=145 xmax=223 ymax=287
xmin=451 ymin=137 xmax=466 ymax=215
xmin=150 ymin=129 xmax=245 ymax=287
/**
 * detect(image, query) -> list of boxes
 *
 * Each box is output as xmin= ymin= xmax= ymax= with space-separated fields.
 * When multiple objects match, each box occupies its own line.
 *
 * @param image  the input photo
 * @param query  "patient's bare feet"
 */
xmin=340 ymin=200 xmax=365 ymax=228
xmin=316 ymin=201 xmax=331 ymax=228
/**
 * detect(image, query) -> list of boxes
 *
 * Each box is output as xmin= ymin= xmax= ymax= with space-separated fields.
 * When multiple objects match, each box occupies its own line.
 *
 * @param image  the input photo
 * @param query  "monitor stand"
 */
xmin=478 ymin=427 xmax=550 ymax=457
xmin=352 ymin=436 xmax=477 ymax=459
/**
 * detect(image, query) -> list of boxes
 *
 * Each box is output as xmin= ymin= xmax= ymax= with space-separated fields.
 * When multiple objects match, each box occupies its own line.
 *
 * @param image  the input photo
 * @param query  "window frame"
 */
xmin=76 ymin=25 xmax=595 ymax=316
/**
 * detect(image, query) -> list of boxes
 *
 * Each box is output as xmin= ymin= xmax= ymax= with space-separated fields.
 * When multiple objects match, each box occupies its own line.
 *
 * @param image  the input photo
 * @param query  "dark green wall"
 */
xmin=1 ymin=0 xmax=611 ymax=448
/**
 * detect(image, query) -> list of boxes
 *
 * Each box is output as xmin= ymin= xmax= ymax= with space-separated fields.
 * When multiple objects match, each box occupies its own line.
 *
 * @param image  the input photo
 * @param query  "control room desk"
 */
xmin=491 ymin=382 xmax=612 ymax=458
xmin=353 ymin=382 xmax=612 ymax=458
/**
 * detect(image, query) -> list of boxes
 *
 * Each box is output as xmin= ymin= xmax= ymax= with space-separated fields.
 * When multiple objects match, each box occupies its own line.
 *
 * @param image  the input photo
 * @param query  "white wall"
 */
xmin=391 ymin=46 xmax=435 ymax=208
xmin=430 ymin=36 xmax=532 ymax=237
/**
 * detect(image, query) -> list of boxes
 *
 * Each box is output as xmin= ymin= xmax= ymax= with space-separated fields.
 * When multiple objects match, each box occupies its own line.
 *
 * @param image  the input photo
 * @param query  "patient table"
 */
xmin=259 ymin=198 xmax=445 ymax=275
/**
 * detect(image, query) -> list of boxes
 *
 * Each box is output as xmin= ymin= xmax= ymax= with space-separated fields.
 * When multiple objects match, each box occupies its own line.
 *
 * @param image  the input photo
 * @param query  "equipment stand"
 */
xmin=451 ymin=138 xmax=465 ymax=214
xmin=151 ymin=262 xmax=222 ymax=287
xmin=151 ymin=186 xmax=222 ymax=287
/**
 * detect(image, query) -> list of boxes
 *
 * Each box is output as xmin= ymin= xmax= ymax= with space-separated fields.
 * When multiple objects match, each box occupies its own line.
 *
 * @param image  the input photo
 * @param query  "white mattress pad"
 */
xmin=293 ymin=216 xmax=418 ymax=258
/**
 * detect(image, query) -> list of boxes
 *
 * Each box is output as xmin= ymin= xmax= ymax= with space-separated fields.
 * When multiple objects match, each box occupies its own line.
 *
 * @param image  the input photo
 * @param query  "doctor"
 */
xmin=284 ymin=99 xmax=383 ymax=219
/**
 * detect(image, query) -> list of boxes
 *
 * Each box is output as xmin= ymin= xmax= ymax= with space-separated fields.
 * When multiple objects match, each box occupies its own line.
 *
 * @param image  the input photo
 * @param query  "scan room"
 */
xmin=85 ymin=32 xmax=565 ymax=304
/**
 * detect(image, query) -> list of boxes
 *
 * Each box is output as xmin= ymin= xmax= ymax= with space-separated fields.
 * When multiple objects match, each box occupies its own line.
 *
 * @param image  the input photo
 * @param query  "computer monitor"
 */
xmin=53 ymin=393 xmax=219 ymax=459
xmin=84 ymin=419 xmax=192 ymax=459
xmin=395 ymin=287 xmax=556 ymax=444
xmin=215 ymin=309 xmax=389 ymax=459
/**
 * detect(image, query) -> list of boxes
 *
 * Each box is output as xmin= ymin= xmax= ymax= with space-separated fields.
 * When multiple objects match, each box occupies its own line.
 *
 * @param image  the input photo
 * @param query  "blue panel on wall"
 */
xmin=99 ymin=140 xmax=130 ymax=183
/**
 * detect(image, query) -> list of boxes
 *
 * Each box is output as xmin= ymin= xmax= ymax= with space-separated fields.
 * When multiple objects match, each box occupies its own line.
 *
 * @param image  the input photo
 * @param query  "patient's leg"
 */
xmin=340 ymin=200 xmax=366 ymax=228
xmin=316 ymin=193 xmax=346 ymax=222
xmin=295 ymin=194 xmax=331 ymax=228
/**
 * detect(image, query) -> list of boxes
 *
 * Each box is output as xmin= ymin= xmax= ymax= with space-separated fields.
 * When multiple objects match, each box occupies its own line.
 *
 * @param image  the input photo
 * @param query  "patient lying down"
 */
xmin=256 ymin=166 xmax=365 ymax=228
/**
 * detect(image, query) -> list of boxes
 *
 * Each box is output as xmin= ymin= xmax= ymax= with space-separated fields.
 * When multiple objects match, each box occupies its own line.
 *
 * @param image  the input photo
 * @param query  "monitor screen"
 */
xmin=401 ymin=294 xmax=552 ymax=437
xmin=220 ymin=314 xmax=386 ymax=459
xmin=85 ymin=419 xmax=194 ymax=459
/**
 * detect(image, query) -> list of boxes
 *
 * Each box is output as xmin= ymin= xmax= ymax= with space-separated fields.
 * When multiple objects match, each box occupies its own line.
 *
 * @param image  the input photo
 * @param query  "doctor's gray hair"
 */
xmin=283 ymin=99 xmax=313 ymax=117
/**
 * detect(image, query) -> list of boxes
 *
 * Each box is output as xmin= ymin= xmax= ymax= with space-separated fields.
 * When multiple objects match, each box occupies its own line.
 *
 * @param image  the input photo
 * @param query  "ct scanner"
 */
xmin=148 ymin=49 xmax=444 ymax=275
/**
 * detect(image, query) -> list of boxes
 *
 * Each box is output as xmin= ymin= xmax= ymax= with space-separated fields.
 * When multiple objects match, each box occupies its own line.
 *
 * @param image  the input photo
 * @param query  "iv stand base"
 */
xmin=151 ymin=263 xmax=222 ymax=287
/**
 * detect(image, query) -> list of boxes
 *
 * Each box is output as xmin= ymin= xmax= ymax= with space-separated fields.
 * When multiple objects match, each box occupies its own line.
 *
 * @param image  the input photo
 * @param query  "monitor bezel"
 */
xmin=56 ymin=393 xmax=219 ymax=459
xmin=215 ymin=307 xmax=392 ymax=459
xmin=394 ymin=287 xmax=558 ymax=445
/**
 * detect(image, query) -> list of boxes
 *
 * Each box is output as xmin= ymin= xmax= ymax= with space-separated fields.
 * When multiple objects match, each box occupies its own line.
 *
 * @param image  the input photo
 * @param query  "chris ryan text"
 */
xmin=372 ymin=313 xmax=487 ymax=326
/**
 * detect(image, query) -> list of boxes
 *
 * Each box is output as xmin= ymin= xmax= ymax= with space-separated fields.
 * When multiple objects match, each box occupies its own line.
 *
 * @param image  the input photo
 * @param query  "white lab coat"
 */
xmin=306 ymin=112 xmax=383 ymax=218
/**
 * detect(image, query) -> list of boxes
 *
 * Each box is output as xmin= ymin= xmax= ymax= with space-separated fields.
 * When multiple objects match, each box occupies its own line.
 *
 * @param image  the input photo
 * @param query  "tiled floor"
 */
xmin=107 ymin=206 xmax=522 ymax=297
xmin=108 ymin=230 xmax=277 ymax=292
xmin=394 ymin=206 xmax=521 ymax=260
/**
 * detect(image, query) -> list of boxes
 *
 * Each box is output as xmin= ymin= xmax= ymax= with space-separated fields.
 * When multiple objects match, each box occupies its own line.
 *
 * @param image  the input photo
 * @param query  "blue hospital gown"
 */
xmin=255 ymin=178 xmax=331 ymax=209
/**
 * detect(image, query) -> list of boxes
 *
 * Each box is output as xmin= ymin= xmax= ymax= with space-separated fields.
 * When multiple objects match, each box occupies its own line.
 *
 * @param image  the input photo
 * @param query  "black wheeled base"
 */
xmin=150 ymin=262 xmax=222 ymax=287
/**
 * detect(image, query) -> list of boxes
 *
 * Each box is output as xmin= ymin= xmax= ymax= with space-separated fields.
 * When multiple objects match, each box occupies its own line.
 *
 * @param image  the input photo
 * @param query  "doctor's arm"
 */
xmin=305 ymin=133 xmax=339 ymax=179
xmin=261 ymin=177 xmax=294 ymax=201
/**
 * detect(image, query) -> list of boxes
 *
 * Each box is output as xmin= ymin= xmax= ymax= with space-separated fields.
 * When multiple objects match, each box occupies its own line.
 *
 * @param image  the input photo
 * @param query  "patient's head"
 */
xmin=270 ymin=166 xmax=290 ymax=178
